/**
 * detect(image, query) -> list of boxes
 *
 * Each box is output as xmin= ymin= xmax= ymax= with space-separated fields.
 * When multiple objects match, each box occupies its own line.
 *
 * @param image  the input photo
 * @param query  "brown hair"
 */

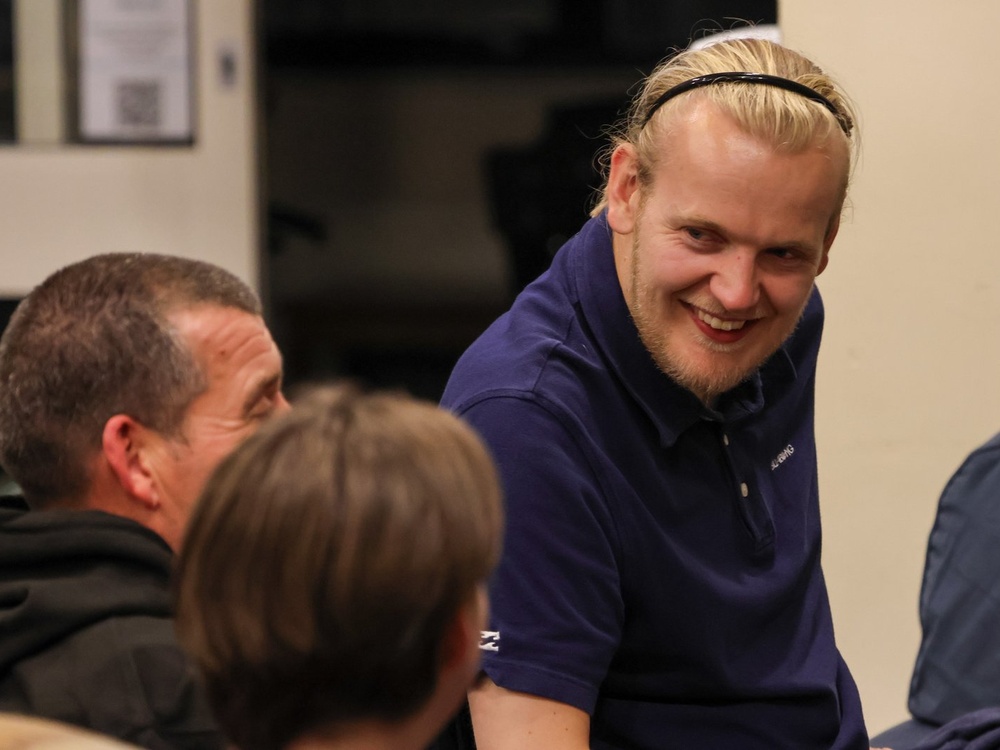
xmin=174 ymin=383 xmax=503 ymax=750
xmin=592 ymin=37 xmax=859 ymax=215
xmin=0 ymin=253 xmax=260 ymax=506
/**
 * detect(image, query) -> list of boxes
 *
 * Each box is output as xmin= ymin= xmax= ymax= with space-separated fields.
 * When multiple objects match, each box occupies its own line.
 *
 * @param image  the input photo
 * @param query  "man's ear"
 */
xmin=101 ymin=415 xmax=160 ymax=509
xmin=818 ymin=213 xmax=841 ymax=276
xmin=605 ymin=144 xmax=641 ymax=235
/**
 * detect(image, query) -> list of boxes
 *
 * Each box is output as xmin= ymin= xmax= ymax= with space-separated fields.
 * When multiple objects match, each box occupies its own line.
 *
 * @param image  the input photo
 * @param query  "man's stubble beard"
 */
xmin=626 ymin=229 xmax=797 ymax=406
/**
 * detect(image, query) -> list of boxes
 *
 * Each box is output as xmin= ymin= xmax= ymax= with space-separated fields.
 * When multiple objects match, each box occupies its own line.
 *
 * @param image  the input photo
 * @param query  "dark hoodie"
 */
xmin=0 ymin=496 xmax=223 ymax=750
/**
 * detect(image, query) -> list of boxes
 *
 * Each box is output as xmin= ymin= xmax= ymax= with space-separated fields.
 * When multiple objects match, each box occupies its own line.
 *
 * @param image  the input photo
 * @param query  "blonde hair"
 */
xmin=592 ymin=38 xmax=858 ymax=215
xmin=174 ymin=383 xmax=503 ymax=750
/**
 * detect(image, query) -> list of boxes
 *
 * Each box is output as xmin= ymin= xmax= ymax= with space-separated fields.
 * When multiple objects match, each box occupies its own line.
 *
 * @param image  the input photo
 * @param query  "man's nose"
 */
xmin=709 ymin=251 xmax=759 ymax=311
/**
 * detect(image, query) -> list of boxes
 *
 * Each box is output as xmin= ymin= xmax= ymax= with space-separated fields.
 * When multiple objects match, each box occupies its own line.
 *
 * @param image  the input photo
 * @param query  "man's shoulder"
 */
xmin=1 ymin=615 xmax=223 ymax=749
xmin=6 ymin=612 xmax=181 ymax=679
xmin=0 ymin=504 xmax=172 ymax=574
xmin=0 ymin=507 xmax=176 ymax=702
xmin=444 ymin=284 xmax=587 ymax=408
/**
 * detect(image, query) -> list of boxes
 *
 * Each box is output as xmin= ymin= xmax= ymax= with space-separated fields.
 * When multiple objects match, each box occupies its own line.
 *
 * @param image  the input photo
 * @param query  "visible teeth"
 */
xmin=697 ymin=309 xmax=746 ymax=331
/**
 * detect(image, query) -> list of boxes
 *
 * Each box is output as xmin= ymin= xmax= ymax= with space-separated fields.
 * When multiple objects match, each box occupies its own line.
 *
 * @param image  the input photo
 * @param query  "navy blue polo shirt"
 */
xmin=442 ymin=213 xmax=868 ymax=750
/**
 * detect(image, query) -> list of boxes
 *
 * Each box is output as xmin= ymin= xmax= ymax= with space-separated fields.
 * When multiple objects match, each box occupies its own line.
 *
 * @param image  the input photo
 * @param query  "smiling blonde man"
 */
xmin=441 ymin=38 xmax=868 ymax=750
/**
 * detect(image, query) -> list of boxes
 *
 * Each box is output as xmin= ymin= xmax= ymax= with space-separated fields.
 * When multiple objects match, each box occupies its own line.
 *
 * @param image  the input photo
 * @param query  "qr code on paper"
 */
xmin=115 ymin=80 xmax=161 ymax=128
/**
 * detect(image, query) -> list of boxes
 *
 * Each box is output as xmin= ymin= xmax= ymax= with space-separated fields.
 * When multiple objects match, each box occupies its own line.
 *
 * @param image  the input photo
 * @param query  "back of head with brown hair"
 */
xmin=174 ymin=383 xmax=503 ymax=750
xmin=0 ymin=252 xmax=261 ymax=507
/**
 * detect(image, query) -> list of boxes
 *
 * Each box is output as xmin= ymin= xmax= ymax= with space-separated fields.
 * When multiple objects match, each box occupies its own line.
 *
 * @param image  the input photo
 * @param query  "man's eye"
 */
xmin=767 ymin=247 xmax=809 ymax=262
xmin=248 ymin=399 xmax=276 ymax=421
xmin=685 ymin=228 xmax=707 ymax=241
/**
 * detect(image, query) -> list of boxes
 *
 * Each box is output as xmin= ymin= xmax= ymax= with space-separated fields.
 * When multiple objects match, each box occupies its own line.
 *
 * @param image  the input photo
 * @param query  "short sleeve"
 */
xmin=459 ymin=394 xmax=623 ymax=714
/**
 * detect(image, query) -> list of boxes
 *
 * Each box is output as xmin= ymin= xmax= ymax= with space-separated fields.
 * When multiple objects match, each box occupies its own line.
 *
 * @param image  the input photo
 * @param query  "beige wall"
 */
xmin=0 ymin=0 xmax=259 ymax=296
xmin=783 ymin=3 xmax=1000 ymax=734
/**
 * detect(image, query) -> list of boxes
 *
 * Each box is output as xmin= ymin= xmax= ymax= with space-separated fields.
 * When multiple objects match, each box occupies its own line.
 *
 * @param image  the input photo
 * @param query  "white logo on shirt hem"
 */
xmin=480 ymin=630 xmax=500 ymax=652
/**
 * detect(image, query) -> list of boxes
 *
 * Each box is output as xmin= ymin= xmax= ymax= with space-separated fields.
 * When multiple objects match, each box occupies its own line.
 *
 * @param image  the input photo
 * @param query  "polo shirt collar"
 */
xmin=573 ymin=213 xmax=797 ymax=448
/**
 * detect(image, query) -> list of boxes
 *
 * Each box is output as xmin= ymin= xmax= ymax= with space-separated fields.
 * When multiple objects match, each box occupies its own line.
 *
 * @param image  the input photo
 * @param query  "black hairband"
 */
xmin=641 ymin=72 xmax=850 ymax=134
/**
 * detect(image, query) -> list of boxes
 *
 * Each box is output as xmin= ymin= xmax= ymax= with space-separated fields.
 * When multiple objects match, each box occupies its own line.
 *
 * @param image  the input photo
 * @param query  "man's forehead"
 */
xmin=656 ymin=97 xmax=850 ymax=171
xmin=167 ymin=303 xmax=259 ymax=340
xmin=653 ymin=100 xmax=848 ymax=212
xmin=167 ymin=304 xmax=278 ymax=374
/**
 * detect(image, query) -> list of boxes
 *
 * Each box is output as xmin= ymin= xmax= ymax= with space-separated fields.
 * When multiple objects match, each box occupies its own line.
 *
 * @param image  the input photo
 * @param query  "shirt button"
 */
xmin=740 ymin=482 xmax=749 ymax=498
xmin=722 ymin=434 xmax=730 ymax=446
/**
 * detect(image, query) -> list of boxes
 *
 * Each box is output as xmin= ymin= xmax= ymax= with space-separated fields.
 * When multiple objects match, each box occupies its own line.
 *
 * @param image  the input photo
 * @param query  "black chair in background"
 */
xmin=484 ymin=99 xmax=626 ymax=298
xmin=871 ymin=432 xmax=1000 ymax=748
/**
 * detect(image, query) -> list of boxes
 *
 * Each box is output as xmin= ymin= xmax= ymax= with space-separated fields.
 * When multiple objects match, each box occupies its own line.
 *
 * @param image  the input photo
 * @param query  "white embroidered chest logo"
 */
xmin=770 ymin=444 xmax=795 ymax=471
xmin=479 ymin=630 xmax=500 ymax=652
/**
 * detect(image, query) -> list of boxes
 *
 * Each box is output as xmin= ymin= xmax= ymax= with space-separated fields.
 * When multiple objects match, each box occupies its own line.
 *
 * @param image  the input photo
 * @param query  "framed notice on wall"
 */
xmin=71 ymin=0 xmax=194 ymax=144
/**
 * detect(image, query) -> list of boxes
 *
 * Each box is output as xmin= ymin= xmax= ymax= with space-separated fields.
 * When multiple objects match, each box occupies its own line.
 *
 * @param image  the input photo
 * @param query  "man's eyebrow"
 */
xmin=242 ymin=372 xmax=282 ymax=416
xmin=682 ymin=214 xmax=820 ymax=253
xmin=681 ymin=214 xmax=724 ymax=232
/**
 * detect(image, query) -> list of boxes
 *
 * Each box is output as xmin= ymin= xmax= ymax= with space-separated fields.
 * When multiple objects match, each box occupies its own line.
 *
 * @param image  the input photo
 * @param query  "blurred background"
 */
xmin=260 ymin=0 xmax=776 ymax=399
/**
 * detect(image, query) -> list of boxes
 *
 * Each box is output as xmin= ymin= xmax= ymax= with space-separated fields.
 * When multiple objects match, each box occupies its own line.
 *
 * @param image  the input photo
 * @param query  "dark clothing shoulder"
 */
xmin=0 ymin=496 xmax=223 ymax=750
